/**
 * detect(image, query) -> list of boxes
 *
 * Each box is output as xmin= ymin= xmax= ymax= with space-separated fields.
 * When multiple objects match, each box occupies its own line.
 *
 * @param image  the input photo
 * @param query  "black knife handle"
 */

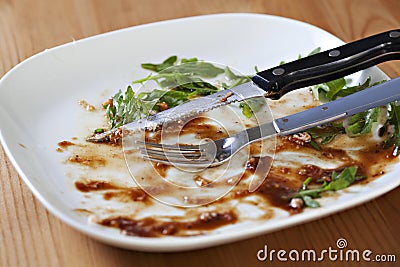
xmin=252 ymin=29 xmax=400 ymax=100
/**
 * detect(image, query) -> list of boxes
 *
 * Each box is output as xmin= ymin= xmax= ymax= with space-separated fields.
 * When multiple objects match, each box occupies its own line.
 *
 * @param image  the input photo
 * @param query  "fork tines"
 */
xmin=137 ymin=141 xmax=210 ymax=166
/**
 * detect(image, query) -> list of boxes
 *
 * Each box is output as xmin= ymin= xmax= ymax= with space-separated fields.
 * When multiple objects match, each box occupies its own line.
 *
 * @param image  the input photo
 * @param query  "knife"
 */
xmin=87 ymin=29 xmax=400 ymax=142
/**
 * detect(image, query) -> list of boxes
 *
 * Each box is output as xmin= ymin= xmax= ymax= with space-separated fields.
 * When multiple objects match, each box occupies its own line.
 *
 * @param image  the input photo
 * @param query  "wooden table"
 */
xmin=1 ymin=0 xmax=399 ymax=266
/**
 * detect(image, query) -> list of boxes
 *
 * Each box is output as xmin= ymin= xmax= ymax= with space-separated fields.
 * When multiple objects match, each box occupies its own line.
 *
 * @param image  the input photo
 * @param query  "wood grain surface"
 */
xmin=0 ymin=0 xmax=399 ymax=266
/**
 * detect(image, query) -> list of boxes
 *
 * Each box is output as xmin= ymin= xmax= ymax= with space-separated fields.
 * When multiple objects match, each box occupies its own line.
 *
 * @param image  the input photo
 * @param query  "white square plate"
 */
xmin=0 ymin=13 xmax=398 ymax=252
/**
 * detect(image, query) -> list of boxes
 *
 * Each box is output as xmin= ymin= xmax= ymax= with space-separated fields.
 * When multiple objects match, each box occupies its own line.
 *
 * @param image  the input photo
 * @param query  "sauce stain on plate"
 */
xmin=57 ymin=88 xmax=398 ymax=237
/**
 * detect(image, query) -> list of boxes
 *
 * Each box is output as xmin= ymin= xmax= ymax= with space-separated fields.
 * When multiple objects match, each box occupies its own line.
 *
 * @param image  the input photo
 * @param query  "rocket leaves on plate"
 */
xmin=305 ymin=122 xmax=345 ymax=150
xmin=103 ymin=50 xmax=322 ymax=130
xmin=383 ymin=103 xmax=400 ymax=156
xmin=100 ymin=54 xmax=400 ymax=158
xmin=102 ymin=57 xmax=250 ymax=130
xmin=103 ymin=86 xmax=156 ymax=129
xmin=141 ymin=55 xmax=178 ymax=72
xmin=238 ymin=98 xmax=266 ymax=118
xmin=345 ymin=107 xmax=385 ymax=137
xmin=311 ymin=77 xmax=380 ymax=101
xmin=282 ymin=48 xmax=396 ymax=152
xmin=221 ymin=66 xmax=260 ymax=118
xmin=306 ymin=77 xmax=400 ymax=156
xmin=222 ymin=66 xmax=251 ymax=89
xmin=292 ymin=166 xmax=363 ymax=208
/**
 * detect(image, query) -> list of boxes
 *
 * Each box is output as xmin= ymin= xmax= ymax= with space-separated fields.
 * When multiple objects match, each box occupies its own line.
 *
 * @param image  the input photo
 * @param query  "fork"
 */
xmin=138 ymin=77 xmax=400 ymax=167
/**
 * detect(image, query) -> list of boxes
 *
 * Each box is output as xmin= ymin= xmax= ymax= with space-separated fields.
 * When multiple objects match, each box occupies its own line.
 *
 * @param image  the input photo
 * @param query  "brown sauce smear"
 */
xmin=100 ymin=211 xmax=237 ymax=237
xmin=153 ymin=162 xmax=170 ymax=178
xmin=256 ymin=174 xmax=298 ymax=210
xmin=68 ymin=154 xmax=106 ymax=168
xmin=75 ymin=180 xmax=125 ymax=192
xmin=145 ymin=117 xmax=229 ymax=144
xmin=241 ymin=144 xmax=396 ymax=212
xmin=103 ymin=189 xmax=147 ymax=202
xmin=57 ymin=140 xmax=75 ymax=152
xmin=146 ymin=117 xmax=228 ymax=178
xmin=75 ymin=180 xmax=148 ymax=203
xmin=180 ymin=117 xmax=228 ymax=140
xmin=68 ymin=110 xmax=399 ymax=236
xmin=19 ymin=143 xmax=26 ymax=148
xmin=243 ymin=157 xmax=299 ymax=210
xmin=58 ymin=140 xmax=75 ymax=148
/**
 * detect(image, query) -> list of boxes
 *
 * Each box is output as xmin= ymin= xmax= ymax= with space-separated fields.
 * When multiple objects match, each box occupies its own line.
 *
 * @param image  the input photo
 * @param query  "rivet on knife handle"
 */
xmin=252 ymin=29 xmax=400 ymax=99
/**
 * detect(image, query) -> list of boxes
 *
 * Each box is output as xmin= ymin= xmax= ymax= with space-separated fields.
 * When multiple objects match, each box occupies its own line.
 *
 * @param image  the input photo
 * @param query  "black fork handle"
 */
xmin=252 ymin=29 xmax=400 ymax=100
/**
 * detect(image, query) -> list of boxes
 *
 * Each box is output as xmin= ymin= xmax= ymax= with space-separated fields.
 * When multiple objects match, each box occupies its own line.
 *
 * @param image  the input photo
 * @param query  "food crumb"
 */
xmin=289 ymin=198 xmax=304 ymax=209
xmin=220 ymin=91 xmax=233 ymax=102
xmin=156 ymin=102 xmax=169 ymax=111
xmin=284 ymin=132 xmax=311 ymax=146
xmin=194 ymin=175 xmax=212 ymax=187
xmin=79 ymin=99 xmax=96 ymax=111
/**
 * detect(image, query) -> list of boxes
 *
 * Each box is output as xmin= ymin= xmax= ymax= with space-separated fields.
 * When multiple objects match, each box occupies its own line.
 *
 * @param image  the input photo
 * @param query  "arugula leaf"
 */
xmin=292 ymin=166 xmax=360 ymax=208
xmin=383 ymin=103 xmax=400 ymax=156
xmin=103 ymin=57 xmax=243 ymax=129
xmin=311 ymin=77 xmax=346 ymax=101
xmin=310 ymin=83 xmax=330 ymax=102
xmin=281 ymin=47 xmax=322 ymax=65
xmin=335 ymin=77 xmax=372 ymax=98
xmin=307 ymin=47 xmax=322 ymax=56
xmin=134 ymin=72 xmax=218 ymax=94
xmin=307 ymin=122 xmax=345 ymax=144
xmin=141 ymin=57 xmax=225 ymax=78
xmin=139 ymin=89 xmax=188 ymax=107
xmin=345 ymin=107 xmax=382 ymax=137
xmin=239 ymin=98 xmax=266 ymax=118
xmin=312 ymin=77 xmax=376 ymax=102
xmin=104 ymin=86 xmax=156 ymax=129
xmin=239 ymin=102 xmax=253 ymax=118
xmin=161 ymin=60 xmax=224 ymax=78
xmin=141 ymin=56 xmax=177 ymax=72
xmin=221 ymin=67 xmax=259 ymax=117
xmin=323 ymin=167 xmax=357 ymax=191
xmin=306 ymin=123 xmax=345 ymax=150
xmin=325 ymin=78 xmax=347 ymax=100
xmin=222 ymin=67 xmax=250 ymax=89
xmin=308 ymin=78 xmax=394 ymax=149
xmin=302 ymin=195 xmax=320 ymax=208
xmin=134 ymin=58 xmax=223 ymax=99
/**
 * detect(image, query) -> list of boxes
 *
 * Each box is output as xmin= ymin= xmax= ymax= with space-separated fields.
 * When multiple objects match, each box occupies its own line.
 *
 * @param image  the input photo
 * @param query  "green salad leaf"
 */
xmin=292 ymin=166 xmax=362 ymax=208
xmin=307 ymin=77 xmax=399 ymax=154
xmin=306 ymin=122 xmax=345 ymax=150
xmin=102 ymin=56 xmax=251 ymax=129
xmin=383 ymin=103 xmax=400 ymax=156
xmin=311 ymin=77 xmax=376 ymax=102
xmin=345 ymin=107 xmax=383 ymax=137
xmin=238 ymin=98 xmax=266 ymax=118
xmin=100 ymin=54 xmax=400 ymax=158
xmin=104 ymin=86 xmax=156 ymax=129
xmin=141 ymin=56 xmax=177 ymax=72
xmin=222 ymin=66 xmax=251 ymax=89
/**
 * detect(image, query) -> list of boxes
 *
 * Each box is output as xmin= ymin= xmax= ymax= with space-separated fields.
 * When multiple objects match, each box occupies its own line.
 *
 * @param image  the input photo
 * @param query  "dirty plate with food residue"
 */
xmin=0 ymin=13 xmax=398 ymax=252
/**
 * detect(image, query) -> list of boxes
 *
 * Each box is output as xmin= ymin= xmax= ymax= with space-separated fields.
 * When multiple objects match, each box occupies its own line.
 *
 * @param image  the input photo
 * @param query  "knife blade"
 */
xmin=238 ymin=75 xmax=400 ymax=162
xmin=87 ymin=29 xmax=400 ymax=142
